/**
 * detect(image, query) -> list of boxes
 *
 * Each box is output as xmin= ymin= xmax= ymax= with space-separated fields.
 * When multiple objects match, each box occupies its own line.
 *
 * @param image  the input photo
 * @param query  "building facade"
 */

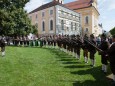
xmin=29 ymin=0 xmax=81 ymax=36
xmin=65 ymin=0 xmax=101 ymax=36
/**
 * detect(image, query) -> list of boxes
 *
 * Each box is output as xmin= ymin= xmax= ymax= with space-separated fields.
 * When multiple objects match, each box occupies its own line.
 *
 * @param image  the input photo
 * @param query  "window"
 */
xmin=42 ymin=21 xmax=45 ymax=31
xmin=61 ymin=20 xmax=64 ymax=30
xmin=61 ymin=11 xmax=64 ymax=15
xmin=85 ymin=16 xmax=89 ymax=24
xmin=85 ymin=28 xmax=88 ymax=32
xmin=71 ymin=22 xmax=73 ymax=30
xmin=42 ymin=12 xmax=45 ymax=17
xmin=50 ymin=20 xmax=53 ymax=30
xmin=75 ymin=23 xmax=77 ymax=30
xmin=36 ymin=14 xmax=38 ymax=19
xmin=50 ymin=10 xmax=53 ymax=15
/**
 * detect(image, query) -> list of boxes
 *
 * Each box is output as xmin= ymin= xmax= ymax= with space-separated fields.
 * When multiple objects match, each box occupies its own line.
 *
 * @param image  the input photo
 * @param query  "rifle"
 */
xmin=83 ymin=38 xmax=103 ymax=52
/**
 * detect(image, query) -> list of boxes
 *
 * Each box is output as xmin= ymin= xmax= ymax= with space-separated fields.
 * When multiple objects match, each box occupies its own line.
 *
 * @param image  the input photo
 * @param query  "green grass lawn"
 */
xmin=0 ymin=46 xmax=111 ymax=86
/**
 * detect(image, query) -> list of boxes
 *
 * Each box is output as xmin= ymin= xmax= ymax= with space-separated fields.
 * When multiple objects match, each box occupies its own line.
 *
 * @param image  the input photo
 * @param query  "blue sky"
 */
xmin=25 ymin=0 xmax=115 ymax=31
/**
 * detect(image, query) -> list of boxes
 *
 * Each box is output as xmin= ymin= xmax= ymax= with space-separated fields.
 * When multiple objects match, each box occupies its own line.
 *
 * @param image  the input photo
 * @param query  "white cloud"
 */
xmin=24 ymin=0 xmax=49 ymax=13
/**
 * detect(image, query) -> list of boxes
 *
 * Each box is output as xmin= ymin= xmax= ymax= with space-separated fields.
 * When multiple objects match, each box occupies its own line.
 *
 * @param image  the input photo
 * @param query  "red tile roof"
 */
xmin=64 ymin=0 xmax=93 ymax=10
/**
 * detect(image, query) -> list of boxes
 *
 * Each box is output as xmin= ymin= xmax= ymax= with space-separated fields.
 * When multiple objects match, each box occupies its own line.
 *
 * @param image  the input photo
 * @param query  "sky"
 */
xmin=24 ymin=0 xmax=115 ymax=32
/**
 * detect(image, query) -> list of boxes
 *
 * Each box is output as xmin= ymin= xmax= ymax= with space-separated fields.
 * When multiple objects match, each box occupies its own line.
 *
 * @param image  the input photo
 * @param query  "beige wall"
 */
xmin=74 ymin=6 xmax=99 ymax=36
xmin=75 ymin=7 xmax=93 ymax=36
xmin=29 ymin=6 xmax=56 ymax=36
xmin=29 ymin=5 xmax=81 ymax=36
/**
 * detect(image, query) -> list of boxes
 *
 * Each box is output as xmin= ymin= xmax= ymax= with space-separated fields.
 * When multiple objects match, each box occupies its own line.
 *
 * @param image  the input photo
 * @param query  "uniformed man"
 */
xmin=0 ymin=37 xmax=6 ymax=57
xmin=57 ymin=34 xmax=62 ymax=50
xmin=39 ymin=36 xmax=44 ymax=47
xmin=23 ymin=36 xmax=27 ymax=46
xmin=108 ymin=35 xmax=115 ymax=85
xmin=68 ymin=35 xmax=74 ymax=56
xmin=71 ymin=35 xmax=76 ymax=57
xmin=75 ymin=35 xmax=82 ymax=60
xmin=12 ymin=37 xmax=15 ymax=45
xmin=26 ymin=36 xmax=30 ymax=46
xmin=88 ymin=34 xmax=97 ymax=67
xmin=66 ymin=35 xmax=71 ymax=55
xmin=82 ymin=34 xmax=89 ymax=63
xmin=53 ymin=35 xmax=57 ymax=48
xmin=99 ymin=33 xmax=109 ymax=73
xmin=43 ymin=36 xmax=46 ymax=47
xmin=16 ymin=36 xmax=20 ymax=46
xmin=20 ymin=36 xmax=23 ymax=46
xmin=47 ymin=36 xmax=51 ymax=48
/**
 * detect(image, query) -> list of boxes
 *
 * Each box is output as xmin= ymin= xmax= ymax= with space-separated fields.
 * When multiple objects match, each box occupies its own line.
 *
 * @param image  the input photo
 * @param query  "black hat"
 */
xmin=84 ymin=34 xmax=87 ymax=36
xmin=90 ymin=34 xmax=94 ymax=38
xmin=71 ymin=34 xmax=75 ymax=38
xmin=101 ymin=33 xmax=106 ymax=38
xmin=77 ymin=35 xmax=80 ymax=37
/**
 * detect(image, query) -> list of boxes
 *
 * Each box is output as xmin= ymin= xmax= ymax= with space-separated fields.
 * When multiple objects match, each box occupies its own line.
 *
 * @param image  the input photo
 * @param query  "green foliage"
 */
xmin=0 ymin=0 xmax=30 ymax=9
xmin=32 ymin=25 xmax=38 ymax=35
xmin=0 ymin=0 xmax=37 ymax=36
xmin=110 ymin=27 xmax=115 ymax=35
xmin=0 ymin=47 xmax=111 ymax=86
xmin=0 ymin=9 xmax=15 ymax=35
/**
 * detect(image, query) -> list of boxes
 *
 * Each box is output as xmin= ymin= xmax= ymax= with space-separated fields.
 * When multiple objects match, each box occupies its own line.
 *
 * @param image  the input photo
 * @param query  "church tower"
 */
xmin=54 ymin=0 xmax=64 ymax=4
xmin=65 ymin=0 xmax=100 ymax=36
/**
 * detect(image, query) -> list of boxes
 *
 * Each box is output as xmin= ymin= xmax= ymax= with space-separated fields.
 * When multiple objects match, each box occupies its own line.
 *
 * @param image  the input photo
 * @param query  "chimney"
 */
xmin=53 ymin=0 xmax=63 ymax=4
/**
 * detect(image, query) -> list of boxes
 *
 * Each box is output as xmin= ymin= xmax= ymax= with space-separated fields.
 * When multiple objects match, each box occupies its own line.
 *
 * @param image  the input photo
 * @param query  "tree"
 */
xmin=0 ymin=0 xmax=37 ymax=36
xmin=110 ymin=27 xmax=115 ymax=35
xmin=32 ymin=25 xmax=38 ymax=35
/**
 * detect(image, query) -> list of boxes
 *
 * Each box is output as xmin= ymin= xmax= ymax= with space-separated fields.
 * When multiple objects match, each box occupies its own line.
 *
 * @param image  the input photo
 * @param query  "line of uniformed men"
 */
xmin=0 ymin=34 xmax=115 ymax=85
xmin=39 ymin=34 xmax=115 ymax=85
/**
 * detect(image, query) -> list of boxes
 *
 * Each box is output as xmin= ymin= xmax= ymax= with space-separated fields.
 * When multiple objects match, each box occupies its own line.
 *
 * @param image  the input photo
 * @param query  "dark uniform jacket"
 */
xmin=88 ymin=39 xmax=96 ymax=54
xmin=0 ymin=39 xmax=5 ymax=47
xmin=99 ymin=40 xmax=109 ymax=56
xmin=108 ymin=43 xmax=115 ymax=63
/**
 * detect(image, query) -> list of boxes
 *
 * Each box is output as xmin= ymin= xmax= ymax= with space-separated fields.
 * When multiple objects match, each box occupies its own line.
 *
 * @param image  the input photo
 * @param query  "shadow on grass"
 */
xmin=7 ymin=45 xmax=41 ymax=47
xmin=72 ymin=66 xmax=111 ymax=86
xmin=62 ymin=62 xmax=80 ymax=64
xmin=42 ymin=48 xmax=111 ymax=86
xmin=64 ymin=65 xmax=86 ymax=69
